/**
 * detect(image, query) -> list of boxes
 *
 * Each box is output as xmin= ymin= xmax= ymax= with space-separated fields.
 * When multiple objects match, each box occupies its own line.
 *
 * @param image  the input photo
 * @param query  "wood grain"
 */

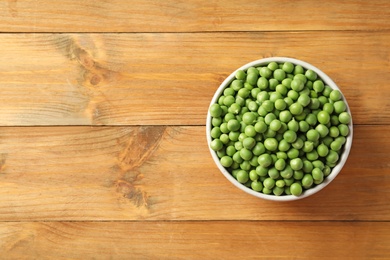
xmin=1 ymin=221 xmax=389 ymax=259
xmin=0 ymin=125 xmax=388 ymax=221
xmin=0 ymin=0 xmax=389 ymax=32
xmin=0 ymin=32 xmax=389 ymax=126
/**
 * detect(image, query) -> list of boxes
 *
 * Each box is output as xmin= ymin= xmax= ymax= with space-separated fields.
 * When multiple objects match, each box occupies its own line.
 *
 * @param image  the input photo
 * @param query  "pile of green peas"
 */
xmin=209 ymin=61 xmax=351 ymax=196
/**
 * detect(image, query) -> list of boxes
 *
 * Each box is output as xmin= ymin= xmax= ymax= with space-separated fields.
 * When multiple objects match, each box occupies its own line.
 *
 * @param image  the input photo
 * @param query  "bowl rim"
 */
xmin=206 ymin=57 xmax=353 ymax=201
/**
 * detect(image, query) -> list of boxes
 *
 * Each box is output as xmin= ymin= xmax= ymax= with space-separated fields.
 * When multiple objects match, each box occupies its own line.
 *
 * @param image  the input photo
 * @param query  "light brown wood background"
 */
xmin=0 ymin=0 xmax=389 ymax=259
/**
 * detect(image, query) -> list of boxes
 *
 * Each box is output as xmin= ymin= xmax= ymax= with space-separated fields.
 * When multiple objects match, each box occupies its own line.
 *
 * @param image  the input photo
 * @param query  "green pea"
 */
xmin=276 ymin=151 xmax=288 ymax=160
xmin=291 ymin=78 xmax=304 ymax=92
xmin=210 ymin=139 xmax=223 ymax=151
xmin=330 ymin=89 xmax=342 ymax=101
xmin=257 ymin=77 xmax=269 ymax=90
xmin=273 ymin=186 xmax=284 ymax=196
xmin=236 ymin=170 xmax=249 ymax=183
xmin=268 ymin=167 xmax=280 ymax=179
xmin=338 ymin=124 xmax=349 ymax=136
xmin=267 ymin=62 xmax=279 ymax=71
xmin=274 ymin=68 xmax=286 ymax=81
xmin=269 ymin=119 xmax=282 ymax=131
xmin=290 ymin=183 xmax=303 ymax=196
xmin=294 ymin=74 xmax=307 ymax=84
xmin=279 ymin=110 xmax=293 ymax=123
xmin=262 ymin=100 xmax=274 ymax=112
xmin=292 ymin=137 xmax=304 ymax=149
xmin=339 ymin=112 xmax=351 ymax=124
xmin=264 ymin=138 xmax=278 ymax=152
xmin=247 ymin=73 xmax=259 ymax=85
xmin=297 ymin=93 xmax=311 ymax=107
xmin=209 ymin=104 xmax=222 ymax=117
xmin=302 ymin=160 xmax=313 ymax=173
xmin=313 ymin=80 xmax=324 ymax=93
xmin=251 ymin=88 xmax=261 ymax=99
xmin=287 ymin=148 xmax=299 ymax=159
xmin=258 ymin=154 xmax=272 ymax=167
xmin=293 ymin=65 xmax=304 ymax=75
xmin=302 ymin=174 xmax=314 ymax=189
xmin=288 ymin=90 xmax=299 ymax=101
xmin=330 ymin=115 xmax=339 ymax=125
xmin=263 ymin=177 xmax=276 ymax=189
xmin=299 ymin=121 xmax=310 ymax=132
xmin=220 ymin=134 xmax=230 ymax=144
xmin=317 ymin=111 xmax=330 ymax=125
xmin=306 ymin=129 xmax=320 ymax=142
xmin=290 ymin=158 xmax=303 ymax=170
xmin=284 ymin=130 xmax=297 ymax=143
xmin=305 ymin=69 xmax=317 ymax=81
xmin=275 ymin=158 xmax=286 ymax=171
xmin=315 ymin=124 xmax=329 ymax=138
xmin=278 ymin=139 xmax=291 ymax=152
xmin=283 ymin=176 xmax=294 ymax=186
xmin=281 ymin=165 xmax=293 ymax=179
xmin=220 ymin=156 xmax=233 ymax=167
xmin=306 ymin=150 xmax=319 ymax=161
xmin=288 ymin=120 xmax=299 ymax=132
xmin=317 ymin=143 xmax=329 ymax=157
xmin=240 ymin=148 xmax=253 ymax=161
xmin=309 ymin=98 xmax=320 ymax=109
xmin=312 ymin=168 xmax=324 ymax=182
xmin=251 ymin=181 xmax=263 ymax=192
xmin=260 ymin=67 xmax=273 ymax=79
xmin=282 ymin=62 xmax=294 ymax=73
xmin=235 ymin=70 xmax=246 ymax=80
xmin=240 ymin=161 xmax=251 ymax=171
xmin=326 ymin=150 xmax=339 ymax=164
xmin=227 ymin=119 xmax=240 ymax=131
xmin=330 ymin=140 xmax=343 ymax=151
xmin=305 ymin=113 xmax=317 ymax=126
xmin=262 ymin=187 xmax=272 ymax=194
xmin=302 ymin=141 xmax=314 ymax=153
xmin=293 ymin=170 xmax=304 ymax=180
xmin=329 ymin=126 xmax=340 ymax=138
xmin=334 ymin=100 xmax=347 ymax=114
xmin=275 ymin=99 xmax=287 ymax=110
xmin=233 ymin=151 xmax=243 ymax=163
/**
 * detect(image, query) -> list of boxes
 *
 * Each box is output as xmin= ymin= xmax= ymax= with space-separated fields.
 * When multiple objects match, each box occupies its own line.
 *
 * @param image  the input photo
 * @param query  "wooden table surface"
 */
xmin=1 ymin=1 xmax=390 ymax=259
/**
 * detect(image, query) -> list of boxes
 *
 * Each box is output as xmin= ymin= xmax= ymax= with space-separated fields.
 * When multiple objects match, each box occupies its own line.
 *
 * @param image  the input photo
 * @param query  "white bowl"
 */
xmin=206 ymin=57 xmax=353 ymax=201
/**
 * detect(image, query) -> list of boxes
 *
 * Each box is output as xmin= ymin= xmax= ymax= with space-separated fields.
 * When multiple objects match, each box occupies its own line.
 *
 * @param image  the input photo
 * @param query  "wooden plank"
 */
xmin=0 ymin=0 xmax=390 ymax=32
xmin=0 ymin=32 xmax=389 ymax=126
xmin=0 ymin=125 xmax=388 ymax=221
xmin=1 ymin=221 xmax=389 ymax=259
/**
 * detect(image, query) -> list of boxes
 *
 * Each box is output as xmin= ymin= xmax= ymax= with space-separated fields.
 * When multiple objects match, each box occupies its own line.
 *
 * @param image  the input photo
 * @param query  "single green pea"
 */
xmin=282 ymin=62 xmax=294 ymax=73
xmin=263 ymin=177 xmax=276 ymax=189
xmin=275 ymin=158 xmax=286 ymax=171
xmin=264 ymin=138 xmax=278 ymax=152
xmin=302 ymin=141 xmax=314 ymax=153
xmin=275 ymin=99 xmax=287 ymax=111
xmin=338 ymin=124 xmax=349 ymax=136
xmin=339 ymin=112 xmax=351 ymax=124
xmin=330 ymin=89 xmax=342 ymax=101
xmin=306 ymin=150 xmax=319 ymax=161
xmin=269 ymin=79 xmax=279 ymax=91
xmin=292 ymin=138 xmax=304 ymax=150
xmin=309 ymin=98 xmax=320 ymax=110
xmin=270 ymin=119 xmax=282 ymax=131
xmin=302 ymin=174 xmax=314 ymax=189
xmin=280 ymin=165 xmax=293 ymax=179
xmin=224 ymin=87 xmax=235 ymax=97
xmin=312 ymin=168 xmax=324 ymax=182
xmin=323 ymin=103 xmax=334 ymax=115
xmin=268 ymin=167 xmax=280 ymax=180
xmin=228 ymin=103 xmax=241 ymax=114
xmin=227 ymin=119 xmax=240 ymax=131
xmin=313 ymin=80 xmax=324 ymax=93
xmin=273 ymin=186 xmax=284 ymax=196
xmin=279 ymin=110 xmax=293 ymax=123
xmin=290 ymin=158 xmax=303 ymax=170
xmin=262 ymin=100 xmax=274 ymax=112
xmin=235 ymin=70 xmax=246 ymax=80
xmin=329 ymin=126 xmax=340 ymax=138
xmin=297 ymin=93 xmax=311 ymax=107
xmin=240 ymin=148 xmax=253 ymax=161
xmin=293 ymin=65 xmax=304 ymax=75
xmin=244 ymin=125 xmax=257 ymax=137
xmin=242 ymin=137 xmax=255 ymax=150
xmin=284 ymin=186 xmax=292 ymax=195
xmin=242 ymin=112 xmax=256 ymax=125
xmin=288 ymin=120 xmax=299 ymax=132
xmin=318 ymin=96 xmax=328 ymax=106
xmin=257 ymin=77 xmax=269 ymax=90
xmin=278 ymin=139 xmax=291 ymax=152
xmin=273 ymin=69 xmax=286 ymax=82
xmin=212 ymin=117 xmax=222 ymax=127
xmin=232 ymin=151 xmax=243 ymax=163
xmin=267 ymin=62 xmax=279 ymax=71
xmin=326 ymin=150 xmax=339 ymax=163
xmin=254 ymin=121 xmax=267 ymax=134
xmin=258 ymin=153 xmax=272 ymax=167
xmin=250 ymin=156 xmax=259 ymax=167
xmin=305 ymin=113 xmax=317 ymax=126
xmin=291 ymin=78 xmax=304 ymax=92
xmin=290 ymin=183 xmax=303 ymax=196
xmin=317 ymin=143 xmax=329 ymax=157
xmin=330 ymin=140 xmax=343 ymax=151
xmin=307 ymin=129 xmax=320 ymax=142
xmin=249 ymin=170 xmax=259 ymax=181
xmin=240 ymin=160 xmax=252 ymax=171
xmin=317 ymin=111 xmax=330 ymax=125
xmin=262 ymin=187 xmax=272 ymax=194
xmin=217 ymin=149 xmax=226 ymax=158
xmin=234 ymin=141 xmax=243 ymax=151
xmin=226 ymin=145 xmax=236 ymax=157
xmin=247 ymin=73 xmax=259 ymax=86
xmin=264 ymin=113 xmax=276 ymax=125
xmin=251 ymin=181 xmax=263 ymax=192
xmin=210 ymin=139 xmax=223 ymax=151
xmin=220 ymin=156 xmax=233 ymax=167
xmin=256 ymin=165 xmax=268 ymax=177
xmin=260 ymin=67 xmax=273 ymax=79
xmin=263 ymin=128 xmax=276 ymax=138
xmin=276 ymin=84 xmax=288 ymax=96
xmin=305 ymin=69 xmax=317 ymax=81
xmin=220 ymin=134 xmax=230 ymax=144
xmin=323 ymin=165 xmax=331 ymax=176
xmin=288 ymin=90 xmax=299 ymax=101
xmin=210 ymin=104 xmax=222 ymax=117
xmin=299 ymin=121 xmax=310 ymax=132
xmin=334 ymin=100 xmax=347 ymax=114
xmin=302 ymin=160 xmax=313 ymax=173
xmin=293 ymin=170 xmax=304 ymax=180
xmin=284 ymin=130 xmax=297 ymax=143
xmin=315 ymin=124 xmax=329 ymax=138
xmin=210 ymin=126 xmax=221 ymax=139
xmin=287 ymin=148 xmax=299 ymax=159
xmin=305 ymin=80 xmax=313 ymax=89
xmin=283 ymin=176 xmax=294 ymax=186
xmin=251 ymin=88 xmax=261 ymax=99
xmin=231 ymin=79 xmax=243 ymax=91
xmin=236 ymin=170 xmax=249 ymax=183
xmin=322 ymin=86 xmax=333 ymax=97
